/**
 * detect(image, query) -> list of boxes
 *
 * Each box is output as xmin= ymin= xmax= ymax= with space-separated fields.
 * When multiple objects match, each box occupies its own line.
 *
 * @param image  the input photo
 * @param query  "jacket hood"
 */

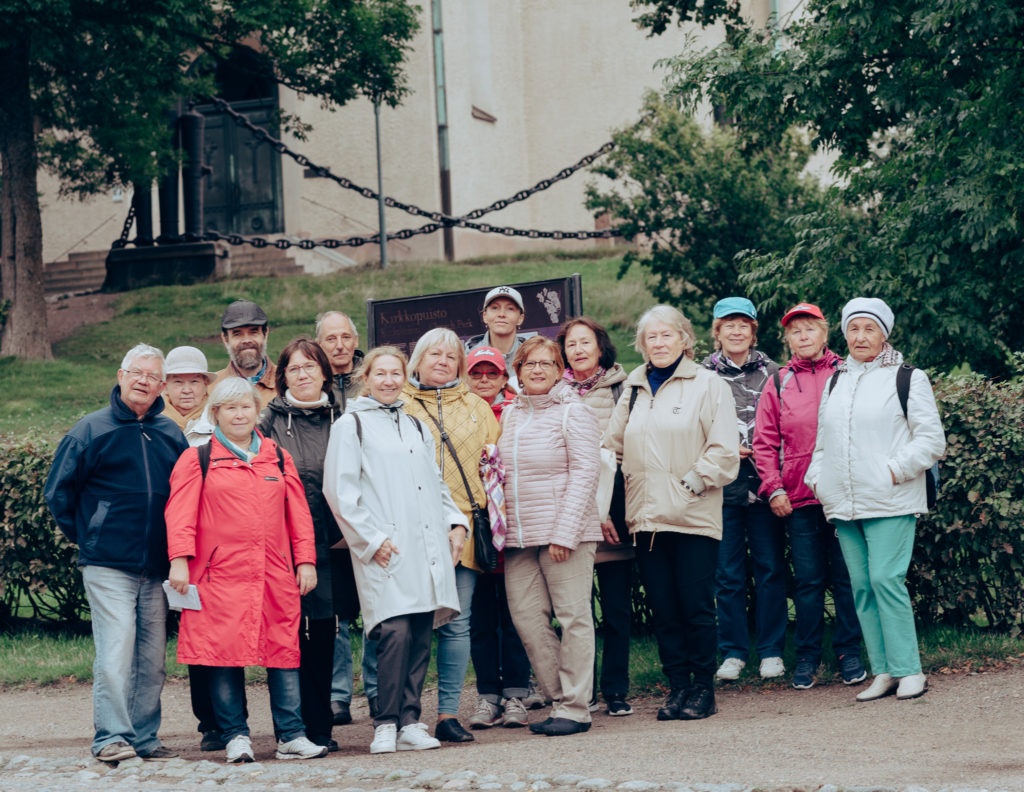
xmin=624 ymin=355 xmax=699 ymax=388
xmin=596 ymin=363 xmax=628 ymax=388
xmin=348 ymin=395 xmax=406 ymax=414
xmin=110 ymin=385 xmax=166 ymax=422
xmin=785 ymin=347 xmax=842 ymax=374
xmin=402 ymin=378 xmax=473 ymax=403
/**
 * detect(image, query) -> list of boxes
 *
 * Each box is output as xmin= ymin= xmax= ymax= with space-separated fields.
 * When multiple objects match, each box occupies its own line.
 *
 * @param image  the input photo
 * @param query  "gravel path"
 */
xmin=1 ymin=667 xmax=1023 ymax=791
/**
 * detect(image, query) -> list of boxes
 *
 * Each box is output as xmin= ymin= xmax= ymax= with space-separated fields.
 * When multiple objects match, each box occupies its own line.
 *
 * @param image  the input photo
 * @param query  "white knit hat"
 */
xmin=841 ymin=297 xmax=894 ymax=338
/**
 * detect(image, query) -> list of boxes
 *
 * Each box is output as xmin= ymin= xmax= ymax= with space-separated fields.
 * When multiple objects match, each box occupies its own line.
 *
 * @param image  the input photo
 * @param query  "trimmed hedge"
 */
xmin=3 ymin=370 xmax=1024 ymax=634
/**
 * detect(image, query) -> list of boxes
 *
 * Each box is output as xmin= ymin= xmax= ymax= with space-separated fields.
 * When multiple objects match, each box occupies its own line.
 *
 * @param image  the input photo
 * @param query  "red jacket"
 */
xmin=752 ymin=350 xmax=842 ymax=510
xmin=165 ymin=435 xmax=316 ymax=668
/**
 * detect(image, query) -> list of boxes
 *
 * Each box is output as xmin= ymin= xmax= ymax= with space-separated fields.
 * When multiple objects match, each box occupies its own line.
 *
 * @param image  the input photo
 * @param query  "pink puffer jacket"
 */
xmin=499 ymin=381 xmax=603 ymax=550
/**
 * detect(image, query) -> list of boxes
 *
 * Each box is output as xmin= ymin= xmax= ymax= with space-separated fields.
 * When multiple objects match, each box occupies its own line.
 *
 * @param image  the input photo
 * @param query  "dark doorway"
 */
xmin=195 ymin=48 xmax=283 ymax=235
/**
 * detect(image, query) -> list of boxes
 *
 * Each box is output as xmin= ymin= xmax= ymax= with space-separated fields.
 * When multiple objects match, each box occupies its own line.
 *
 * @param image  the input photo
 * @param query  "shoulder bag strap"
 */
xmin=422 ymin=411 xmax=481 ymax=510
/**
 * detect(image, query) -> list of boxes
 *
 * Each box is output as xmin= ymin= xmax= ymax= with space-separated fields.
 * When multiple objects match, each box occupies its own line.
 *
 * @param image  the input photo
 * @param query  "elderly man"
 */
xmin=45 ymin=344 xmax=188 ymax=763
xmin=214 ymin=299 xmax=276 ymax=409
xmin=162 ymin=346 xmax=214 ymax=446
xmin=315 ymin=310 xmax=364 ymax=411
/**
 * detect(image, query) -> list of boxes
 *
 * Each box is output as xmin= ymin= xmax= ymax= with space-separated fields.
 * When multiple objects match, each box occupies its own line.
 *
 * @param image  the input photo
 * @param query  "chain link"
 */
xmin=112 ymin=98 xmax=624 ymax=249
xmin=111 ymin=203 xmax=137 ymax=249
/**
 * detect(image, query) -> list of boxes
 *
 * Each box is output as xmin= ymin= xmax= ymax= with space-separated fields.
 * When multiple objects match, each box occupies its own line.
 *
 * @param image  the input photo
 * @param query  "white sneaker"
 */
xmin=370 ymin=723 xmax=397 ymax=754
xmin=275 ymin=735 xmax=328 ymax=760
xmin=759 ymin=656 xmax=786 ymax=679
xmin=715 ymin=657 xmax=746 ymax=681
xmin=225 ymin=734 xmax=254 ymax=763
xmin=896 ymin=673 xmax=928 ymax=700
xmin=396 ymin=722 xmax=441 ymax=751
xmin=856 ymin=673 xmax=899 ymax=702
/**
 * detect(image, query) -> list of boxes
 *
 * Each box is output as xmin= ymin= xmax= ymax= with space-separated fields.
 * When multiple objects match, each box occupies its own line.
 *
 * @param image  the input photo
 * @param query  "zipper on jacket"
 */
xmin=435 ymin=389 xmax=445 ymax=476
xmin=510 ymin=398 xmax=534 ymax=548
xmin=205 ymin=546 xmax=219 ymax=583
xmin=139 ymin=422 xmax=153 ymax=572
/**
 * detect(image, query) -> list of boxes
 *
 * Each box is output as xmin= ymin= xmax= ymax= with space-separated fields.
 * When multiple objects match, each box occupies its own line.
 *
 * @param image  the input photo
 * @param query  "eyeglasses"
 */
xmin=468 ymin=369 xmax=504 ymax=380
xmin=124 ymin=368 xmax=162 ymax=385
xmin=285 ymin=362 xmax=321 ymax=377
xmin=521 ymin=360 xmax=557 ymax=371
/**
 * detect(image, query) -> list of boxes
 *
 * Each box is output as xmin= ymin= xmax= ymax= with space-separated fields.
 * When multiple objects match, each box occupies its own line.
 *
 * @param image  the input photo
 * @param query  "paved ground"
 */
xmin=2 ymin=666 xmax=1023 ymax=791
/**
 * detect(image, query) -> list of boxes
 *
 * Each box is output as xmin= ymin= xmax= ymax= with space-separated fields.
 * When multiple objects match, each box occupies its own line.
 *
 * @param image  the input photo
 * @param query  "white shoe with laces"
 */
xmin=275 ymin=735 xmax=328 ymax=760
xmin=715 ymin=657 xmax=746 ymax=681
xmin=370 ymin=723 xmax=397 ymax=754
xmin=397 ymin=722 xmax=441 ymax=751
xmin=225 ymin=734 xmax=254 ymax=763
xmin=759 ymin=656 xmax=786 ymax=679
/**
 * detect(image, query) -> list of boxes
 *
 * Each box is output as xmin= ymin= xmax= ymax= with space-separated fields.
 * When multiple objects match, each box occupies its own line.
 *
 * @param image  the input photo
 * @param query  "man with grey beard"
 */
xmin=212 ymin=299 xmax=277 ymax=409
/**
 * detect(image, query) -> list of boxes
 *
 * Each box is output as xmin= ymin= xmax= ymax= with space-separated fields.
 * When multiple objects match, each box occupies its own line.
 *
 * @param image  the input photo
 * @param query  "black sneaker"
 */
xmin=792 ymin=659 xmax=818 ymax=690
xmin=838 ymin=653 xmax=867 ymax=685
xmin=656 ymin=688 xmax=687 ymax=721
xmin=606 ymin=697 xmax=634 ymax=717
xmin=200 ymin=731 xmax=226 ymax=752
xmin=679 ymin=686 xmax=717 ymax=720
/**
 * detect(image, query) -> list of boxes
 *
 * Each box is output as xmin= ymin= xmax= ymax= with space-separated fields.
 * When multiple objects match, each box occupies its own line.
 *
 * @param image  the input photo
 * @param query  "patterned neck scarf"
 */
xmin=563 ymin=366 xmax=605 ymax=398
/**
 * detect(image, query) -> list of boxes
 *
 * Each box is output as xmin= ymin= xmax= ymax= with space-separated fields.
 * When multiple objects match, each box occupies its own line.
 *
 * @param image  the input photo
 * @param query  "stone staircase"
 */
xmin=45 ymin=242 xmax=305 ymax=295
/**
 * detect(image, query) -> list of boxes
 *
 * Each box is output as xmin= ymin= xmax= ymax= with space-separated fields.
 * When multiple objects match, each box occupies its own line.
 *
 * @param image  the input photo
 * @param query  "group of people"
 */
xmin=43 ymin=283 xmax=945 ymax=766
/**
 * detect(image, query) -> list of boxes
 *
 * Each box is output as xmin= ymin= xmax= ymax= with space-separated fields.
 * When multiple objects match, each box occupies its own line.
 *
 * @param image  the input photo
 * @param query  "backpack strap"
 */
xmin=627 ymin=385 xmax=639 ymax=415
xmin=827 ymin=369 xmax=843 ymax=397
xmin=352 ymin=413 xmax=362 ymax=445
xmin=198 ymin=439 xmax=284 ymax=479
xmin=611 ymin=381 xmax=624 ymax=404
xmin=895 ymin=363 xmax=914 ymax=420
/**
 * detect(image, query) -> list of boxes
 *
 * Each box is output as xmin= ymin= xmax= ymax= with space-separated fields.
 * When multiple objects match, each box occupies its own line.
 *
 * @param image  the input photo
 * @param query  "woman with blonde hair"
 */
xmin=604 ymin=305 xmax=739 ymax=721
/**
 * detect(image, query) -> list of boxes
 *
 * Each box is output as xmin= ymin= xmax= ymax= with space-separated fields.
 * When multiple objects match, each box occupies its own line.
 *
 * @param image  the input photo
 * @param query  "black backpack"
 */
xmin=196 ymin=440 xmax=285 ymax=479
xmin=827 ymin=364 xmax=939 ymax=508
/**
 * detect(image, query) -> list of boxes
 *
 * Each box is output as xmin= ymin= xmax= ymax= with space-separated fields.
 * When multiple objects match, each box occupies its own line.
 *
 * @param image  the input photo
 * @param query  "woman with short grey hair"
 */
xmin=604 ymin=305 xmax=739 ymax=722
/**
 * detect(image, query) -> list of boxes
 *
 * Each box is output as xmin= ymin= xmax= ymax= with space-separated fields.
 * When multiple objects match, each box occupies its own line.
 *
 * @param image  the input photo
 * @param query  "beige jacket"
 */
xmin=603 ymin=356 xmax=740 ymax=543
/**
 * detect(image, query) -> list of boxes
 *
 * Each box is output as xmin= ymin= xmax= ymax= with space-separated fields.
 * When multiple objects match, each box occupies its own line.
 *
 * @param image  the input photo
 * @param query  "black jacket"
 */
xmin=44 ymin=387 xmax=188 ymax=578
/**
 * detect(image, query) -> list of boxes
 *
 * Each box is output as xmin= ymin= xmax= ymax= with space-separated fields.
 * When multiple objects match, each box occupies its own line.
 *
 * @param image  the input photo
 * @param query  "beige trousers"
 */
xmin=504 ymin=542 xmax=597 ymax=723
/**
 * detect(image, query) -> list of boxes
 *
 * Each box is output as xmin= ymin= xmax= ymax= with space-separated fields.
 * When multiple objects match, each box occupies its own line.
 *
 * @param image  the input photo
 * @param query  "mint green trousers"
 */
xmin=834 ymin=515 xmax=922 ymax=677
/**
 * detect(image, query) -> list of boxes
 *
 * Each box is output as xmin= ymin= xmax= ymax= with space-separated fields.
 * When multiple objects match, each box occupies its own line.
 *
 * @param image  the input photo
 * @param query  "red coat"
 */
xmin=165 ymin=435 xmax=316 ymax=668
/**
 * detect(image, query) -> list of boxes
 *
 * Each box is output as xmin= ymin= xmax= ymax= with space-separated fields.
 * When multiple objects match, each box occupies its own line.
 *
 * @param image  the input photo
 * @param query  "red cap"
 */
xmin=780 ymin=302 xmax=825 ymax=326
xmin=466 ymin=346 xmax=507 ymax=373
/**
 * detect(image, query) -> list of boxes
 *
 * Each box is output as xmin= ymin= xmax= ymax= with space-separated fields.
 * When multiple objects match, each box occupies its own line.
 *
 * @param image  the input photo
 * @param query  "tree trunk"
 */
xmin=0 ymin=40 xmax=52 ymax=360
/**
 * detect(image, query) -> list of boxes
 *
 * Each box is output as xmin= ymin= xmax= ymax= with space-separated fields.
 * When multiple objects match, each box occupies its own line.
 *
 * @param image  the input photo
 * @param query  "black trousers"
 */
xmin=593 ymin=558 xmax=634 ymax=699
xmin=635 ymin=532 xmax=719 ymax=690
xmin=371 ymin=611 xmax=434 ymax=728
xmin=299 ymin=616 xmax=337 ymax=744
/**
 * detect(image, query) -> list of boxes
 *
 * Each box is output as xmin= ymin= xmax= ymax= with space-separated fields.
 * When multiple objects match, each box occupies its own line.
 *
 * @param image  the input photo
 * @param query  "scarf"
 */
xmin=214 ymin=426 xmax=261 ymax=462
xmin=839 ymin=342 xmax=904 ymax=370
xmin=479 ymin=444 xmax=507 ymax=552
xmin=563 ymin=366 xmax=606 ymax=398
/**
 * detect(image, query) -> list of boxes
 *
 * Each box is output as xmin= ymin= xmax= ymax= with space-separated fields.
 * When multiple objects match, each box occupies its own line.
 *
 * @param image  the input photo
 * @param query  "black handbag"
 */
xmin=423 ymin=412 xmax=498 ymax=571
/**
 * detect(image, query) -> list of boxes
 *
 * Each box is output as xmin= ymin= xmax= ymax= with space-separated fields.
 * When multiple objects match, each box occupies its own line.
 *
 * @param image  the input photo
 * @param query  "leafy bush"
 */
xmin=910 ymin=369 xmax=1024 ymax=635
xmin=0 ymin=434 xmax=87 ymax=627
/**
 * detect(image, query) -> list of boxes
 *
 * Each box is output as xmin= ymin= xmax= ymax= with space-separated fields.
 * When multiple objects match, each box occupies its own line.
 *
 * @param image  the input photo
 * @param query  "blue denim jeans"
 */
xmin=335 ymin=620 xmax=381 ymax=701
xmin=81 ymin=566 xmax=167 ymax=756
xmin=209 ymin=666 xmax=306 ymax=743
xmin=435 ymin=564 xmax=478 ymax=715
xmin=716 ymin=503 xmax=788 ymax=661
xmin=787 ymin=505 xmax=862 ymax=663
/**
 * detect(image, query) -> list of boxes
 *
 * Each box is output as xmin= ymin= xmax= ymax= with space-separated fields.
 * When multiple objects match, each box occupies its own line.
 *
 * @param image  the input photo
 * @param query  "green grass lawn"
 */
xmin=0 ymin=250 xmax=655 ymax=439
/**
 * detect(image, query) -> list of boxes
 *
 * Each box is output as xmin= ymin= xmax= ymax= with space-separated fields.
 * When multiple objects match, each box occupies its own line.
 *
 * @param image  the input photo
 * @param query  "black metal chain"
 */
xmin=111 ymin=203 xmax=137 ymax=249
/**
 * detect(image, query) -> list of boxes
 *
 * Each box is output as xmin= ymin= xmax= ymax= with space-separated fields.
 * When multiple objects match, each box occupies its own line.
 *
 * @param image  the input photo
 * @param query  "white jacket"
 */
xmin=806 ymin=358 xmax=945 ymax=522
xmin=323 ymin=397 xmax=464 ymax=635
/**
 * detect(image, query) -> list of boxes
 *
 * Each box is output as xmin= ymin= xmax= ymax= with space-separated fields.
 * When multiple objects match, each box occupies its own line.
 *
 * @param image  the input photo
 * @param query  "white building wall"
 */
xmin=40 ymin=1 xmax=768 ymax=268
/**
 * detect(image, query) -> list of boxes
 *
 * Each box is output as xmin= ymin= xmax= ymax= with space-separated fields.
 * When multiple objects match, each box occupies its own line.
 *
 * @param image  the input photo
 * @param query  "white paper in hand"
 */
xmin=162 ymin=580 xmax=202 ymax=611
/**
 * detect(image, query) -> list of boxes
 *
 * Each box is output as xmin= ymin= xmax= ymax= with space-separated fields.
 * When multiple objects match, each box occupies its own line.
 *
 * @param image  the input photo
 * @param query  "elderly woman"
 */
xmin=400 ymin=328 xmax=503 ymax=742
xmin=806 ymin=298 xmax=945 ymax=702
xmin=604 ymin=305 xmax=739 ymax=722
xmin=165 ymin=377 xmax=326 ymax=763
xmin=466 ymin=286 xmax=530 ymax=389
xmin=259 ymin=338 xmax=357 ymax=753
xmin=752 ymin=302 xmax=865 ymax=690
xmin=700 ymin=298 xmax=787 ymax=683
xmin=323 ymin=347 xmax=465 ymax=754
xmin=162 ymin=346 xmax=214 ymax=446
xmin=557 ymin=316 xmax=634 ymax=716
xmin=462 ymin=346 xmax=534 ymax=729
xmin=500 ymin=336 xmax=603 ymax=737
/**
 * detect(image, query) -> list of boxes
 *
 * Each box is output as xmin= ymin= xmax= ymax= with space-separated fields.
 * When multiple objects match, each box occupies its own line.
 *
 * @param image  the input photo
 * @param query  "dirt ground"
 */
xmin=2 ymin=668 xmax=1023 ymax=790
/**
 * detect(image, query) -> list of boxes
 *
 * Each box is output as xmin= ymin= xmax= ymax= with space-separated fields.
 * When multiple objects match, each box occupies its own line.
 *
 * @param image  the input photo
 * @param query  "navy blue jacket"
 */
xmin=45 ymin=386 xmax=188 ymax=578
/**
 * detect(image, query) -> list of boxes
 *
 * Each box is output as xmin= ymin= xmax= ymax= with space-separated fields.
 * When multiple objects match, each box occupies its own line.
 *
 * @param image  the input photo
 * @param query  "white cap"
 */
xmin=482 ymin=286 xmax=525 ymax=313
xmin=165 ymin=346 xmax=213 ymax=378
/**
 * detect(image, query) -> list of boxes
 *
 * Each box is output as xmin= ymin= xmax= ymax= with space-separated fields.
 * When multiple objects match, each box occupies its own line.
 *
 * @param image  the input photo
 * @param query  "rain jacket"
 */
xmin=164 ymin=434 xmax=317 ymax=668
xmin=752 ymin=350 xmax=842 ymax=509
xmin=322 ymin=397 xmax=464 ymax=636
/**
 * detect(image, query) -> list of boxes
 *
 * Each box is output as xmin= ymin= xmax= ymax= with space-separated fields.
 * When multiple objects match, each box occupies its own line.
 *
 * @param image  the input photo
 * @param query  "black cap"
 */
xmin=221 ymin=300 xmax=268 ymax=330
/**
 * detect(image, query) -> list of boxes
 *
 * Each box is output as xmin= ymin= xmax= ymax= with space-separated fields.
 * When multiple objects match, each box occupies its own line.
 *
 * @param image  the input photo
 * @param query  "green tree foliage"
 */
xmin=585 ymin=94 xmax=828 ymax=355
xmin=633 ymin=0 xmax=1024 ymax=376
xmin=0 ymin=0 xmax=420 ymax=359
